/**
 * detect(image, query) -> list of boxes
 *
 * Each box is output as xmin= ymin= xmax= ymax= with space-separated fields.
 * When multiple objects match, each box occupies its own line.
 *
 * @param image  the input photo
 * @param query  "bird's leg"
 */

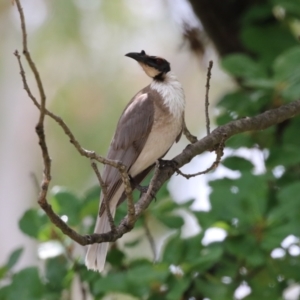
xmin=129 ymin=175 xmax=156 ymax=200
xmin=158 ymin=158 xmax=178 ymax=170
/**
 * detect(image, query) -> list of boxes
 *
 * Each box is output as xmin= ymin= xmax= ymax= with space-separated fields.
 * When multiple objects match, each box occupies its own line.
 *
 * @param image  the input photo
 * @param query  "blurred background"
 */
xmin=1 ymin=0 xmax=300 ymax=299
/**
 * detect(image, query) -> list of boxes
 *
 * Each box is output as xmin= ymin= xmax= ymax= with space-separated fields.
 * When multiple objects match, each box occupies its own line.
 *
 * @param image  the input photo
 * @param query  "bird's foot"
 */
xmin=158 ymin=159 xmax=178 ymax=170
xmin=135 ymin=184 xmax=148 ymax=195
xmin=129 ymin=176 xmax=156 ymax=200
xmin=136 ymin=184 xmax=156 ymax=201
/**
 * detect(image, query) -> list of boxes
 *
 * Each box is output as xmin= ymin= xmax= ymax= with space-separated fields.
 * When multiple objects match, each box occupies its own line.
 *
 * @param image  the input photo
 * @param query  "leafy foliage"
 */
xmin=2 ymin=0 xmax=300 ymax=299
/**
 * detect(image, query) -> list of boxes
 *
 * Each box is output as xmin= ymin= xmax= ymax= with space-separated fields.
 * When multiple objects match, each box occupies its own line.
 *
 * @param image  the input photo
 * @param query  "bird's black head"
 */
xmin=125 ymin=50 xmax=171 ymax=81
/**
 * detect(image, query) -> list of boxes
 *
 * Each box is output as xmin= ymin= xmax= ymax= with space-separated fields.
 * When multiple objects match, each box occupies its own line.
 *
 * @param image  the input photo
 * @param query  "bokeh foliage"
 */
xmin=2 ymin=0 xmax=300 ymax=299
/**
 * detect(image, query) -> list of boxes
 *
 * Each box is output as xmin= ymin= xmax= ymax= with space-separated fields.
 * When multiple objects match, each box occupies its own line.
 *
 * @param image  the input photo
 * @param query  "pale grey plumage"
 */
xmin=85 ymin=51 xmax=185 ymax=272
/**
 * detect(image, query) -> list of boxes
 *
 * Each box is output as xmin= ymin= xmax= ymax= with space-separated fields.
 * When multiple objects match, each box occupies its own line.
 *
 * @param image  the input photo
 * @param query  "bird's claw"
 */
xmin=158 ymin=159 xmax=178 ymax=169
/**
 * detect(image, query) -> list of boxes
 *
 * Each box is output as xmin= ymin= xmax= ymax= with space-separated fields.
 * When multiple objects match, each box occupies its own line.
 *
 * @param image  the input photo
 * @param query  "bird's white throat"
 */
xmin=150 ymin=73 xmax=185 ymax=118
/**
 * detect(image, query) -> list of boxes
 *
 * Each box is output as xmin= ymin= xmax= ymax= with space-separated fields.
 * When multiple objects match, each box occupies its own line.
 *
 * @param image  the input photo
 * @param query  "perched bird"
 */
xmin=85 ymin=50 xmax=185 ymax=272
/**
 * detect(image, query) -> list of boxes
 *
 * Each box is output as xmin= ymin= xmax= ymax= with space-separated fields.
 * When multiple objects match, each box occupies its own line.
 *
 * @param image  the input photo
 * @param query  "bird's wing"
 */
xmin=99 ymin=90 xmax=154 ymax=214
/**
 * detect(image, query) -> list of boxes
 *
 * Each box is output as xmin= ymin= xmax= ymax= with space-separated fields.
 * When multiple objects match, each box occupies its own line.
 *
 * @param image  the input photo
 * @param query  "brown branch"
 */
xmin=90 ymin=161 xmax=116 ymax=232
xmin=14 ymin=0 xmax=46 ymax=123
xmin=205 ymin=60 xmax=213 ymax=135
xmin=183 ymin=119 xmax=198 ymax=143
xmin=14 ymin=0 xmax=51 ymax=209
xmin=176 ymin=134 xmax=226 ymax=179
xmin=120 ymin=169 xmax=136 ymax=228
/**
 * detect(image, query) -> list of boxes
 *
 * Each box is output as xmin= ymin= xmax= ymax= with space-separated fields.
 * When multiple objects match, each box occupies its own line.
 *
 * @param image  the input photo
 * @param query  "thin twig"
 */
xmin=119 ymin=168 xmax=135 ymax=228
xmin=205 ymin=61 xmax=213 ymax=135
xmin=91 ymin=160 xmax=116 ymax=232
xmin=143 ymin=214 xmax=157 ymax=262
xmin=15 ymin=0 xmax=46 ymax=124
xmin=183 ymin=119 xmax=198 ymax=143
xmin=176 ymin=134 xmax=226 ymax=179
xmin=15 ymin=0 xmax=51 ymax=208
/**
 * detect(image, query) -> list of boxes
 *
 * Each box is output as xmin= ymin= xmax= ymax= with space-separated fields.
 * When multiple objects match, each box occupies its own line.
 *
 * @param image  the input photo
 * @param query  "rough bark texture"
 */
xmin=188 ymin=0 xmax=267 ymax=56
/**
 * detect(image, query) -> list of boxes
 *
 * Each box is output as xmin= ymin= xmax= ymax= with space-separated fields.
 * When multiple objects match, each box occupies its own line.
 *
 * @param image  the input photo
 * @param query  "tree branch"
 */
xmin=90 ymin=161 xmax=116 ymax=232
xmin=176 ymin=133 xmax=225 ymax=179
xmin=205 ymin=61 xmax=213 ymax=135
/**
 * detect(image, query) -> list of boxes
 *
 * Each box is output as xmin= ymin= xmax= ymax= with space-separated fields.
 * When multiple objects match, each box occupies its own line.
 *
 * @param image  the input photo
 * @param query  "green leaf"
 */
xmin=92 ymin=273 xmax=128 ymax=295
xmin=52 ymin=187 xmax=81 ymax=226
xmin=273 ymin=46 xmax=300 ymax=101
xmin=179 ymin=199 xmax=195 ymax=210
xmin=162 ymin=233 xmax=185 ymax=264
xmin=153 ymin=197 xmax=178 ymax=214
xmin=222 ymin=156 xmax=254 ymax=171
xmin=274 ymin=182 xmax=300 ymax=221
xmin=241 ymin=25 xmax=297 ymax=66
xmin=267 ymin=144 xmax=300 ymax=167
xmin=0 ymin=266 xmax=7 ymax=280
xmin=106 ymin=247 xmax=125 ymax=267
xmin=6 ymin=247 xmax=23 ymax=270
xmin=45 ymin=256 xmax=69 ymax=292
xmin=155 ymin=182 xmax=171 ymax=200
xmin=191 ymin=243 xmax=223 ymax=272
xmin=194 ymin=278 xmax=229 ymax=299
xmin=272 ymin=0 xmax=300 ymax=17
xmin=124 ymin=237 xmax=142 ymax=248
xmin=209 ymin=173 xmax=268 ymax=223
xmin=222 ymin=54 xmax=266 ymax=79
xmin=114 ymin=201 xmax=129 ymax=226
xmin=216 ymin=112 xmax=235 ymax=126
xmin=262 ymin=222 xmax=299 ymax=250
xmin=18 ymin=209 xmax=48 ymax=239
xmin=209 ymin=178 xmax=243 ymax=221
xmin=0 ymin=285 xmax=10 ymax=300
xmin=194 ymin=211 xmax=216 ymax=230
xmin=157 ymin=215 xmax=184 ymax=229
xmin=80 ymin=186 xmax=100 ymax=219
xmin=226 ymin=133 xmax=254 ymax=148
xmin=278 ymin=182 xmax=300 ymax=203
xmin=182 ymin=234 xmax=203 ymax=266
xmin=126 ymin=262 xmax=169 ymax=297
xmin=242 ymin=3 xmax=274 ymax=24
xmin=166 ymin=277 xmax=190 ymax=300
xmin=226 ymin=235 xmax=265 ymax=266
xmin=282 ymin=117 xmax=300 ymax=147
xmin=216 ymin=90 xmax=272 ymax=123
xmin=235 ymin=173 xmax=268 ymax=221
xmin=7 ymin=267 xmax=44 ymax=300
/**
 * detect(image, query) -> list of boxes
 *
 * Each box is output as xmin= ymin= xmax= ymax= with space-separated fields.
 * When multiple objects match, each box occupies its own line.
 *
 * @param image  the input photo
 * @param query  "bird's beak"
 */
xmin=125 ymin=51 xmax=147 ymax=63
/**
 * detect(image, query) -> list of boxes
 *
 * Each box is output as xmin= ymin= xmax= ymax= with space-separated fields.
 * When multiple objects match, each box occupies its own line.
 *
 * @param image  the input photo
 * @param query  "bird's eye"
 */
xmin=155 ymin=58 xmax=163 ymax=65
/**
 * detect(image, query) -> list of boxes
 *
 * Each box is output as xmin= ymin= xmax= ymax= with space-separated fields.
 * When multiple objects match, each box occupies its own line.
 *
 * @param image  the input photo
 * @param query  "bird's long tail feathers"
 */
xmin=85 ymin=206 xmax=116 ymax=272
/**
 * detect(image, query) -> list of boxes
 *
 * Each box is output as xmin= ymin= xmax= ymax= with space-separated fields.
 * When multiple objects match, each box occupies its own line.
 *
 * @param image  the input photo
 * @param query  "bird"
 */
xmin=85 ymin=50 xmax=185 ymax=272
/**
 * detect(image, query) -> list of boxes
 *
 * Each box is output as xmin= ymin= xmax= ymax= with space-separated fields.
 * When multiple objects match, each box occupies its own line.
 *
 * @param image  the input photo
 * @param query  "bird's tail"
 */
xmin=85 ymin=205 xmax=116 ymax=272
